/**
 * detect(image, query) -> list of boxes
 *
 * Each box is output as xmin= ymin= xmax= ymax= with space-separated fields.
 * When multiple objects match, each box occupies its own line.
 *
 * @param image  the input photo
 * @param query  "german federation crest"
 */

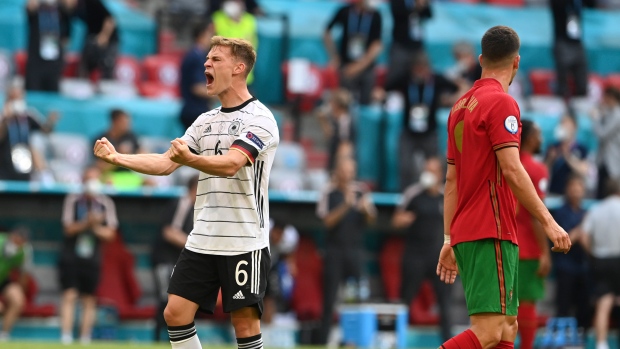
xmin=504 ymin=115 xmax=518 ymax=134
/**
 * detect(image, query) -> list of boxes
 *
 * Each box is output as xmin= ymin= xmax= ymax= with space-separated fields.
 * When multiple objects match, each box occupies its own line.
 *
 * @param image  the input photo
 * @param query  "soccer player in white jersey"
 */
xmin=93 ymin=36 xmax=279 ymax=349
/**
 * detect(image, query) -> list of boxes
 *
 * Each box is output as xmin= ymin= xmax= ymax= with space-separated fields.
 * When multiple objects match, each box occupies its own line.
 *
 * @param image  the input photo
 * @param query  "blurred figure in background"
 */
xmin=263 ymin=218 xmax=299 ymax=324
xmin=516 ymin=120 xmax=551 ymax=349
xmin=25 ymin=0 xmax=75 ymax=92
xmin=208 ymin=0 xmax=263 ymax=17
xmin=151 ymin=175 xmax=198 ymax=342
xmin=0 ymin=228 xmax=32 ymax=342
xmin=316 ymin=157 xmax=376 ymax=344
xmin=212 ymin=0 xmax=258 ymax=85
xmin=384 ymin=51 xmax=462 ymax=190
xmin=0 ymin=85 xmax=57 ymax=181
xmin=550 ymin=0 xmax=589 ymax=100
xmin=386 ymin=0 xmax=431 ymax=87
xmin=324 ymin=0 xmax=382 ymax=105
xmin=179 ymin=23 xmax=214 ymax=130
xmin=591 ymin=86 xmax=620 ymax=199
xmin=391 ymin=157 xmax=451 ymax=342
xmin=317 ymin=88 xmax=356 ymax=173
xmin=76 ymin=0 xmax=118 ymax=80
xmin=551 ymin=175 xmax=591 ymax=329
xmin=545 ymin=115 xmax=589 ymax=196
xmin=445 ymin=41 xmax=482 ymax=87
xmin=581 ymin=179 xmax=620 ymax=349
xmin=59 ymin=166 xmax=117 ymax=344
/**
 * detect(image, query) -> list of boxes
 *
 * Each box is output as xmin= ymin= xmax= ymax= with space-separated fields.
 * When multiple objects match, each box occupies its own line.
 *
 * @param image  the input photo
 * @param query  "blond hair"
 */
xmin=210 ymin=36 xmax=257 ymax=77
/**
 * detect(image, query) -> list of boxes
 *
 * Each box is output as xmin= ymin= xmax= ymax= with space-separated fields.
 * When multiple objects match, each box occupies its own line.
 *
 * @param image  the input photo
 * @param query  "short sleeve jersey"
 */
xmin=517 ymin=152 xmax=549 ymax=259
xmin=181 ymin=97 xmax=279 ymax=256
xmin=446 ymin=78 xmax=521 ymax=246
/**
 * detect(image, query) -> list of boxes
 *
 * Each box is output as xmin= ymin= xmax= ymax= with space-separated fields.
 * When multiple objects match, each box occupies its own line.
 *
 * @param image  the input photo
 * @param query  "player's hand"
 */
xmin=168 ymin=138 xmax=194 ymax=165
xmin=544 ymin=220 xmax=571 ymax=254
xmin=436 ymin=244 xmax=458 ymax=284
xmin=93 ymin=137 xmax=119 ymax=165
xmin=537 ymin=252 xmax=552 ymax=277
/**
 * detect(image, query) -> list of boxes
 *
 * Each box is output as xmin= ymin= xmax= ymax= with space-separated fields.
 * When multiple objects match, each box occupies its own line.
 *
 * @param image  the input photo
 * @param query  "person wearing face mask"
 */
xmin=515 ymin=120 xmax=551 ymax=349
xmin=0 ymin=85 xmax=57 ymax=181
xmin=25 ymin=0 xmax=75 ymax=92
xmin=324 ymin=0 xmax=383 ymax=105
xmin=59 ymin=166 xmax=117 ymax=344
xmin=316 ymin=88 xmax=356 ymax=173
xmin=391 ymin=157 xmax=452 ymax=342
xmin=446 ymin=41 xmax=482 ymax=87
xmin=0 ymin=228 xmax=33 ymax=342
xmin=591 ymin=86 xmax=620 ymax=199
xmin=545 ymin=115 xmax=589 ymax=196
xmin=212 ymin=0 xmax=258 ymax=85
xmin=316 ymin=157 xmax=377 ymax=344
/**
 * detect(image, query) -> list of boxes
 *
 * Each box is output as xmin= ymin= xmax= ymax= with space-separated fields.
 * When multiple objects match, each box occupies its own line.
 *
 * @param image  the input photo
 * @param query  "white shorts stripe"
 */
xmin=255 ymin=249 xmax=262 ymax=294
xmin=250 ymin=251 xmax=255 ymax=294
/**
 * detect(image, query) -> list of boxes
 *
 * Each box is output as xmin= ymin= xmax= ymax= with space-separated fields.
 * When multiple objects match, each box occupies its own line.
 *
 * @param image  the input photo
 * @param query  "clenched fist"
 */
xmin=169 ymin=138 xmax=194 ymax=165
xmin=93 ymin=137 xmax=118 ymax=165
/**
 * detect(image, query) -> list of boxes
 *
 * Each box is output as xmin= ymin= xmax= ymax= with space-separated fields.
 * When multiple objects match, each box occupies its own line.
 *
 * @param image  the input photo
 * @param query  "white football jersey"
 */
xmin=181 ymin=97 xmax=279 ymax=256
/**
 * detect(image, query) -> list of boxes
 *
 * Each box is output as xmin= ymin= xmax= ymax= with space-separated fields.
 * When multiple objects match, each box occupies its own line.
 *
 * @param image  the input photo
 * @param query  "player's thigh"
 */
xmin=168 ymin=249 xmax=221 ymax=314
xmin=518 ymin=259 xmax=545 ymax=303
xmin=454 ymin=239 xmax=518 ymax=316
xmin=219 ymin=247 xmax=271 ymax=315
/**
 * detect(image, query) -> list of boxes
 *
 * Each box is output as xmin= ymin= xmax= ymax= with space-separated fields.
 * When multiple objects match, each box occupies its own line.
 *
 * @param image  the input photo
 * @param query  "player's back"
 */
xmin=446 ymin=78 xmax=521 ymax=246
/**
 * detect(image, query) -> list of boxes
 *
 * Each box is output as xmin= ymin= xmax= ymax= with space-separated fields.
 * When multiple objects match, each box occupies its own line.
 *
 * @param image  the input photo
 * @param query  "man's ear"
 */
xmin=234 ymin=62 xmax=246 ymax=76
xmin=478 ymin=54 xmax=483 ymax=68
xmin=513 ymin=55 xmax=520 ymax=70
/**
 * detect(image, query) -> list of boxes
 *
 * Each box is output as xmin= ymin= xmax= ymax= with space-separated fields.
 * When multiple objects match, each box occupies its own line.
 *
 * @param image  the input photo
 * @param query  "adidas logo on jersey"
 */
xmin=205 ymin=125 xmax=212 ymax=134
xmin=233 ymin=291 xmax=245 ymax=300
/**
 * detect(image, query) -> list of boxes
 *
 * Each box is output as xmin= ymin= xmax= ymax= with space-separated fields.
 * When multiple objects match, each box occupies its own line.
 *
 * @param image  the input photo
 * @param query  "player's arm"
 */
xmin=496 ymin=147 xmax=571 ymax=252
xmin=94 ymin=137 xmax=182 ymax=176
xmin=443 ymin=164 xmax=457 ymax=239
xmin=167 ymin=138 xmax=247 ymax=177
xmin=532 ymin=217 xmax=552 ymax=276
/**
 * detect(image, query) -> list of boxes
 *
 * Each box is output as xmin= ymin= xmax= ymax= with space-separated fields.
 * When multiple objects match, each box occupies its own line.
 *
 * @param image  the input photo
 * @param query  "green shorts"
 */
xmin=518 ymin=259 xmax=545 ymax=302
xmin=454 ymin=239 xmax=519 ymax=316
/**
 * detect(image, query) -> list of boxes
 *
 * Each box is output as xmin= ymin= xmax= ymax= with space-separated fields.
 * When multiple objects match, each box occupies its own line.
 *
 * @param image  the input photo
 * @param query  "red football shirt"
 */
xmin=517 ymin=152 xmax=549 ymax=259
xmin=447 ymin=78 xmax=521 ymax=246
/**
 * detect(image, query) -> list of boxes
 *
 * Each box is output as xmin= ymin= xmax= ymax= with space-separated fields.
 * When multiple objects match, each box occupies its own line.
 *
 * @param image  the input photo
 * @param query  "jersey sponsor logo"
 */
xmin=229 ymin=121 xmax=241 ymax=135
xmin=233 ymin=290 xmax=245 ymax=299
xmin=504 ymin=115 xmax=519 ymax=134
xmin=205 ymin=125 xmax=212 ymax=134
xmin=246 ymin=132 xmax=264 ymax=149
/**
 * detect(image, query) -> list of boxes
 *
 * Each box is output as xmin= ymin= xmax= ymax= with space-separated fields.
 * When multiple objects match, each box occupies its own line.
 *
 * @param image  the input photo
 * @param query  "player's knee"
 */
xmin=231 ymin=317 xmax=259 ymax=338
xmin=505 ymin=316 xmax=518 ymax=337
xmin=163 ymin=304 xmax=186 ymax=326
xmin=6 ymin=284 xmax=26 ymax=310
xmin=472 ymin=325 xmax=503 ymax=349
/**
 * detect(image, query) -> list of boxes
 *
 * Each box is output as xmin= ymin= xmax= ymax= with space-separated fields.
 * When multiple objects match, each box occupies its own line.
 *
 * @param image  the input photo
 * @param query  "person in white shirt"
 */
xmin=94 ymin=36 xmax=279 ymax=349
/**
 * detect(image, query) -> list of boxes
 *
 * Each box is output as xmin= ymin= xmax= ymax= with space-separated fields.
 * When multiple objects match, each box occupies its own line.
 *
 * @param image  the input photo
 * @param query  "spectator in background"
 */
xmin=208 ymin=0 xmax=263 ymax=16
xmin=386 ymin=0 xmax=431 ymax=87
xmin=179 ymin=23 xmax=215 ymax=130
xmin=324 ymin=0 xmax=382 ymax=105
xmin=316 ymin=157 xmax=376 ymax=344
xmin=0 ymin=85 xmax=57 ymax=181
xmin=516 ymin=120 xmax=551 ymax=349
xmin=0 ymin=228 xmax=32 ymax=342
xmin=76 ymin=0 xmax=118 ymax=80
xmin=581 ymin=179 xmax=620 ymax=349
xmin=384 ymin=52 xmax=462 ymax=190
xmin=445 ymin=41 xmax=482 ymax=87
xmin=551 ymin=175 xmax=591 ymax=329
xmin=550 ymin=0 xmax=589 ymax=100
xmin=317 ymin=89 xmax=356 ymax=173
xmin=591 ymin=86 xmax=620 ymax=199
xmin=391 ymin=157 xmax=451 ymax=342
xmin=59 ymin=166 xmax=117 ymax=344
xmin=151 ymin=175 xmax=197 ymax=342
xmin=212 ymin=0 xmax=258 ymax=85
xmin=546 ymin=115 xmax=589 ymax=196
xmin=263 ymin=218 xmax=299 ymax=324
xmin=25 ymin=0 xmax=75 ymax=92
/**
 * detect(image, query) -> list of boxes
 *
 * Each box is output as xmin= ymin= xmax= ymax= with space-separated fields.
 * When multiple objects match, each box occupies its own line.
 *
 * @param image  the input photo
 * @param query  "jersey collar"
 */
xmin=220 ymin=97 xmax=257 ymax=113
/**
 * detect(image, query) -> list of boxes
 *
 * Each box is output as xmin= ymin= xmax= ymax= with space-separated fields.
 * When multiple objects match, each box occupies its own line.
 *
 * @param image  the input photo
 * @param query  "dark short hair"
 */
xmin=411 ymin=51 xmax=430 ymax=68
xmin=604 ymin=179 xmax=620 ymax=197
xmin=481 ymin=25 xmax=520 ymax=65
xmin=110 ymin=109 xmax=127 ymax=122
xmin=521 ymin=119 xmax=536 ymax=144
xmin=192 ymin=22 xmax=211 ymax=41
xmin=604 ymin=86 xmax=620 ymax=103
xmin=566 ymin=173 xmax=585 ymax=189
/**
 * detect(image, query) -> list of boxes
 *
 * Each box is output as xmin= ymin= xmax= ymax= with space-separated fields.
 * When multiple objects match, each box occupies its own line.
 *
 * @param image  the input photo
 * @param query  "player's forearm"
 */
xmin=183 ymin=152 xmax=245 ymax=177
xmin=114 ymin=152 xmax=179 ymax=176
xmin=532 ymin=217 xmax=550 ymax=255
xmin=443 ymin=171 xmax=457 ymax=236
xmin=503 ymin=166 xmax=554 ymax=228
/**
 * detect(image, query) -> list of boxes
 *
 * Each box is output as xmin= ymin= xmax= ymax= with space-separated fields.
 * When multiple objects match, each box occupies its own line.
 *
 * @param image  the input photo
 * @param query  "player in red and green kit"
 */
xmin=436 ymin=26 xmax=571 ymax=349
xmin=516 ymin=120 xmax=551 ymax=349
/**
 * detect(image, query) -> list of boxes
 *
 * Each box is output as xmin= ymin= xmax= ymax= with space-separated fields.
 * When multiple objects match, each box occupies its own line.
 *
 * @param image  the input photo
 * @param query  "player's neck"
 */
xmin=480 ymin=70 xmax=512 ymax=93
xmin=218 ymin=83 xmax=253 ymax=109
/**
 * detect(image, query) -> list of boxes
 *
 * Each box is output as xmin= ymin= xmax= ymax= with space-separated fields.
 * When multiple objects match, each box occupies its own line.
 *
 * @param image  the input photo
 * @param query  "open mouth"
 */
xmin=205 ymin=72 xmax=214 ymax=86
